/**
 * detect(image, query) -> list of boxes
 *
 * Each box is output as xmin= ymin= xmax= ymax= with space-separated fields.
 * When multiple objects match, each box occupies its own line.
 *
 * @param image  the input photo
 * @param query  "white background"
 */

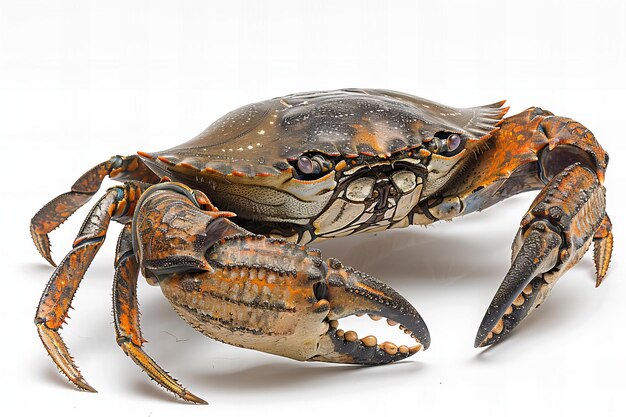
xmin=1 ymin=1 xmax=625 ymax=415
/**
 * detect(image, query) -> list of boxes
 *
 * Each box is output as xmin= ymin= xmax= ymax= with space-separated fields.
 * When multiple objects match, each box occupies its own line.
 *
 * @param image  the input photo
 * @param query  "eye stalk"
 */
xmin=293 ymin=154 xmax=334 ymax=179
xmin=428 ymin=132 xmax=465 ymax=156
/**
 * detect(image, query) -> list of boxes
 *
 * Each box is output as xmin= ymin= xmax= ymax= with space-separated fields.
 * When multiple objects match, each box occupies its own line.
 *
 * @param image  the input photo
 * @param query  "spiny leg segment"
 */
xmin=35 ymin=182 xmax=146 ymax=392
xmin=31 ymin=155 xmax=159 ymax=266
xmin=112 ymin=223 xmax=206 ymax=404
xmin=593 ymin=214 xmax=613 ymax=287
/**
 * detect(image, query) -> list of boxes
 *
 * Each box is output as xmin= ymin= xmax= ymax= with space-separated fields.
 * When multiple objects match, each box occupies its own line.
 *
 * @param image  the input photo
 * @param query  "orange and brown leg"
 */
xmin=31 ymin=155 xmax=159 ymax=266
xmin=112 ymin=223 xmax=206 ymax=404
xmin=35 ymin=182 xmax=145 ymax=391
xmin=593 ymin=214 xmax=613 ymax=287
xmin=475 ymin=164 xmax=610 ymax=347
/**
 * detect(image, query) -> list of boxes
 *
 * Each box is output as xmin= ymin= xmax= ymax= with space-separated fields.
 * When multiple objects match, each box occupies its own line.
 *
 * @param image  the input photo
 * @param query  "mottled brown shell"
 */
xmin=140 ymin=89 xmax=507 ymax=177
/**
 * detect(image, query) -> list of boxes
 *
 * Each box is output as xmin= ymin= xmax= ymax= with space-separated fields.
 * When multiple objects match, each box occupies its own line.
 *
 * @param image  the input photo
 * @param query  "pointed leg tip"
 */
xmin=37 ymin=323 xmax=95 ymax=394
xmin=30 ymin=227 xmax=57 ymax=267
xmin=31 ymin=235 xmax=54 ymax=267
xmin=44 ymin=255 xmax=57 ymax=268
xmin=75 ymin=379 xmax=97 ymax=393
xmin=183 ymin=391 xmax=208 ymax=405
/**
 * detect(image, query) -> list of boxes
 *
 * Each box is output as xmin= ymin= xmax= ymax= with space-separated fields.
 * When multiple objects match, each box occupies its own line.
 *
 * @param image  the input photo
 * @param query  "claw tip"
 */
xmin=474 ymin=334 xmax=495 ymax=349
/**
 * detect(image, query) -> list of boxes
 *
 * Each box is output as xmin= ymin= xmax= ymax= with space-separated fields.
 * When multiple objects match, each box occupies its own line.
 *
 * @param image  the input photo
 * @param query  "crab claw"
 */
xmin=310 ymin=258 xmax=429 ymax=364
xmin=158 ymin=237 xmax=430 ymax=365
xmin=475 ymin=220 xmax=562 ymax=347
xmin=475 ymin=164 xmax=609 ymax=347
xmin=157 ymin=232 xmax=430 ymax=365
xmin=133 ymin=183 xmax=428 ymax=373
xmin=159 ymin=240 xmax=430 ymax=366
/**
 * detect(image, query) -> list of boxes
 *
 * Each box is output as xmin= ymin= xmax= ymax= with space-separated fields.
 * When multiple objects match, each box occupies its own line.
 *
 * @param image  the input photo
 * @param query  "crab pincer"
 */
xmin=310 ymin=258 xmax=429 ymax=363
xmin=475 ymin=156 xmax=612 ymax=347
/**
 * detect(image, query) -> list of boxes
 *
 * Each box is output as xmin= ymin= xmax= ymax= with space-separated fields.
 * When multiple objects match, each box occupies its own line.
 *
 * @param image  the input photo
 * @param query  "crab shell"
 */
xmin=139 ymin=89 xmax=507 ymax=240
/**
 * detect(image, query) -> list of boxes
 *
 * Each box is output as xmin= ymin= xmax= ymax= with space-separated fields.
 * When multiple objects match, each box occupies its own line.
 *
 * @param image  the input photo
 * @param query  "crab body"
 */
xmin=138 ymin=89 xmax=511 ymax=242
xmin=31 ymin=89 xmax=613 ymax=404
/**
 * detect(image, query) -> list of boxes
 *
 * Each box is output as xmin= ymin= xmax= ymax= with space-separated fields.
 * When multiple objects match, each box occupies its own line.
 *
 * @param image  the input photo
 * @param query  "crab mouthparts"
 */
xmin=310 ymin=259 xmax=430 ymax=365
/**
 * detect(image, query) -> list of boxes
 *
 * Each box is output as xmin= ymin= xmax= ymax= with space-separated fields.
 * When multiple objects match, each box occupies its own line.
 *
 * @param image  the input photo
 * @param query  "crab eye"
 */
xmin=430 ymin=132 xmax=465 ymax=156
xmin=447 ymin=134 xmax=461 ymax=152
xmin=297 ymin=156 xmax=317 ymax=174
xmin=293 ymin=154 xmax=333 ymax=179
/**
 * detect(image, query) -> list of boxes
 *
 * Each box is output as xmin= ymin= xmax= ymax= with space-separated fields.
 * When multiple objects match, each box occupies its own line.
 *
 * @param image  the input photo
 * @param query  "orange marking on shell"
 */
xmin=136 ymin=151 xmax=154 ymax=159
xmin=335 ymin=160 xmax=347 ymax=170
xmin=255 ymin=172 xmax=273 ymax=177
xmin=178 ymin=162 xmax=198 ymax=170
xmin=352 ymin=124 xmax=385 ymax=154
xmin=231 ymin=170 xmax=246 ymax=177
xmin=157 ymin=156 xmax=173 ymax=164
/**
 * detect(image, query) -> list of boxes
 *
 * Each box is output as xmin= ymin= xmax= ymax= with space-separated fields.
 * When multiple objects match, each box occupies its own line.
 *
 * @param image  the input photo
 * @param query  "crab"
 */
xmin=31 ymin=89 xmax=613 ymax=404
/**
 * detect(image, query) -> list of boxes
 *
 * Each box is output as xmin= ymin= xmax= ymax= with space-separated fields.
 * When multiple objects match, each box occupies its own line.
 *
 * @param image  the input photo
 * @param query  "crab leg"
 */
xmin=35 ymin=182 xmax=145 ymax=391
xmin=112 ymin=224 xmax=206 ymax=404
xmin=593 ymin=214 xmax=613 ymax=287
xmin=31 ymin=155 xmax=159 ymax=266
xmin=475 ymin=164 xmax=610 ymax=347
